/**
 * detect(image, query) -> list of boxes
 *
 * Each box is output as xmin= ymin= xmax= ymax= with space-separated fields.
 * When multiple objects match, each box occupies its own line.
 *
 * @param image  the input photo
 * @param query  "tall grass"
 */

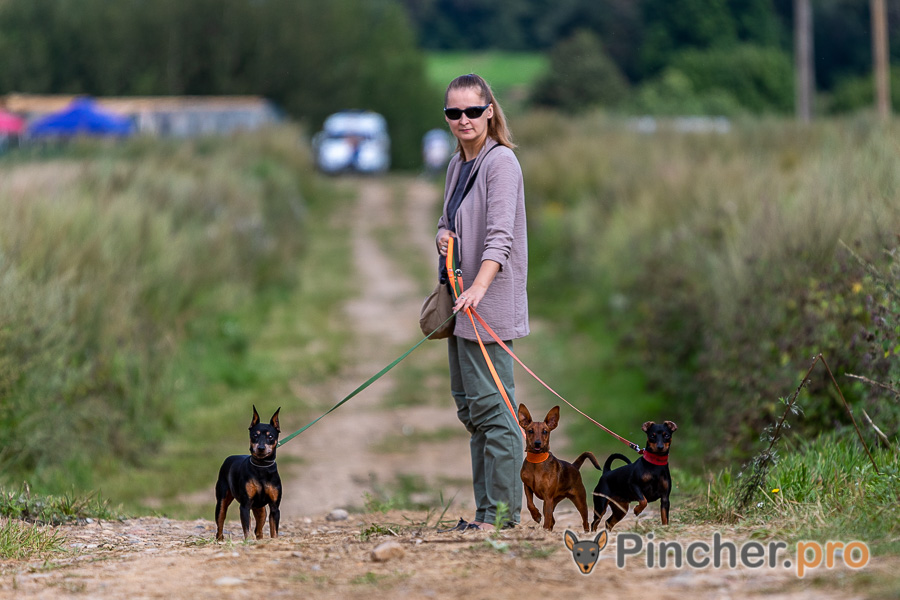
xmin=515 ymin=112 xmax=900 ymax=464
xmin=0 ymin=484 xmax=120 ymax=525
xmin=691 ymin=433 xmax=900 ymax=552
xmin=0 ymin=128 xmax=324 ymax=491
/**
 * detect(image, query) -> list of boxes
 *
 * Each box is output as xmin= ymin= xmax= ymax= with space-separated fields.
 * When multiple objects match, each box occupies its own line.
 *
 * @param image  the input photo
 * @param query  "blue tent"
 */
xmin=29 ymin=98 xmax=133 ymax=137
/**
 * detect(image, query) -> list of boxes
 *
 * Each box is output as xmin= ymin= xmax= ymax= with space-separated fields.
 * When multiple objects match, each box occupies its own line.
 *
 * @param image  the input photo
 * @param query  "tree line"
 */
xmin=0 ymin=0 xmax=440 ymax=168
xmin=404 ymin=0 xmax=900 ymax=116
xmin=403 ymin=0 xmax=895 ymax=89
xmin=1 ymin=0 xmax=896 ymax=160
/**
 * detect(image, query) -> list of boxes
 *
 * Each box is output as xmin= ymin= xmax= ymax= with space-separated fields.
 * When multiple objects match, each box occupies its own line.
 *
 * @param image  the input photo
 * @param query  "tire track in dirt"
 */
xmin=278 ymin=177 xmax=476 ymax=519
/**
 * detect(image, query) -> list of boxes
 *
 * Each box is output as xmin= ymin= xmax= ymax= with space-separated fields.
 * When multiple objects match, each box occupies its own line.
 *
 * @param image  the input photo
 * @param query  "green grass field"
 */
xmin=425 ymin=51 xmax=548 ymax=110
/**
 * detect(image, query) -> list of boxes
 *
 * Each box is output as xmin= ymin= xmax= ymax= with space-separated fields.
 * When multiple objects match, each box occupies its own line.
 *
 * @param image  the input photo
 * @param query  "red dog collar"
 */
xmin=641 ymin=452 xmax=668 ymax=466
xmin=526 ymin=452 xmax=550 ymax=463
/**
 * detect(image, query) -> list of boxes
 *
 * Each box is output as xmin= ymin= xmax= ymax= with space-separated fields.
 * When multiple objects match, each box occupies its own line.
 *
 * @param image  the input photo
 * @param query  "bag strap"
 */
xmin=442 ymin=143 xmax=499 ymax=279
xmin=461 ymin=143 xmax=499 ymax=200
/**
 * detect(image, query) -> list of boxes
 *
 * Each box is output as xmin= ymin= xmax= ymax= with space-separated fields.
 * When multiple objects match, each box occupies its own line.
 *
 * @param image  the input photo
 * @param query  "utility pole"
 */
xmin=794 ymin=0 xmax=815 ymax=122
xmin=872 ymin=0 xmax=891 ymax=119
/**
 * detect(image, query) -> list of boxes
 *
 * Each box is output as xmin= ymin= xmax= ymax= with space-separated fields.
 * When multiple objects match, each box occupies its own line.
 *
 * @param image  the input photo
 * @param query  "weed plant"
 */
xmin=515 ymin=112 xmax=900 ymax=463
xmin=0 ymin=127 xmax=327 ymax=492
xmin=689 ymin=432 xmax=899 ymax=552
xmin=0 ymin=484 xmax=120 ymax=525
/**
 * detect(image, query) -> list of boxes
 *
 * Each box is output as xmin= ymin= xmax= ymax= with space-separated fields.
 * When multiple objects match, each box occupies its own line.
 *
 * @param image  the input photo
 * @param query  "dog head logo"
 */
xmin=564 ymin=530 xmax=608 ymax=574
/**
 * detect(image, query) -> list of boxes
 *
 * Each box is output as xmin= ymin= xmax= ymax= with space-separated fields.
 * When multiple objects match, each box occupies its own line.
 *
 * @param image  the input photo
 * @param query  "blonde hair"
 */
xmin=445 ymin=73 xmax=516 ymax=156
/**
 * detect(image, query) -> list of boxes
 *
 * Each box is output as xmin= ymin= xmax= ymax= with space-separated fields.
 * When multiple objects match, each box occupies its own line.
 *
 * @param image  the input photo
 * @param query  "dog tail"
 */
xmin=573 ymin=451 xmax=602 ymax=471
xmin=603 ymin=453 xmax=631 ymax=473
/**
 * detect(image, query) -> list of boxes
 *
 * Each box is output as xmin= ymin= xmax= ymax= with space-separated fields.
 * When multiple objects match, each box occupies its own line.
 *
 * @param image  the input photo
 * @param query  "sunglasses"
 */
xmin=443 ymin=104 xmax=491 ymax=120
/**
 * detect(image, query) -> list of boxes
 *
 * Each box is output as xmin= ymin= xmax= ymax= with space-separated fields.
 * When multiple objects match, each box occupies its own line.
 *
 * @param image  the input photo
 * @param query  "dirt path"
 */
xmin=278 ymin=176 xmax=473 ymax=517
xmin=0 ymin=177 xmax=889 ymax=599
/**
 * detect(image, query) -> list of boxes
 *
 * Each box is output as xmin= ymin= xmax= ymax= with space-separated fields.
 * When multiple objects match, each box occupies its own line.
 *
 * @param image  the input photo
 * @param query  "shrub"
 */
xmin=636 ymin=44 xmax=793 ymax=115
xmin=530 ymin=29 xmax=629 ymax=113
xmin=634 ymin=68 xmax=744 ymax=116
xmin=517 ymin=113 xmax=900 ymax=462
xmin=827 ymin=67 xmax=900 ymax=114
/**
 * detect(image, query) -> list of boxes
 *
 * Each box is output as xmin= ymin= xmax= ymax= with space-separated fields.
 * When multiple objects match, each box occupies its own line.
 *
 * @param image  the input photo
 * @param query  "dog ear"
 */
xmin=270 ymin=407 xmax=281 ymax=432
xmin=642 ymin=421 xmax=655 ymax=432
xmin=517 ymin=404 xmax=532 ymax=428
xmin=594 ymin=529 xmax=608 ymax=550
xmin=250 ymin=405 xmax=261 ymax=429
xmin=664 ymin=420 xmax=678 ymax=433
xmin=564 ymin=530 xmax=578 ymax=551
xmin=546 ymin=406 xmax=560 ymax=431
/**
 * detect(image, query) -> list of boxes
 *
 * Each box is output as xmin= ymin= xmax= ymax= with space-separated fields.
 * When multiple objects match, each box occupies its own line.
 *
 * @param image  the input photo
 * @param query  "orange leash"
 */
xmin=446 ymin=238 xmax=525 ymax=443
xmin=469 ymin=309 xmax=643 ymax=454
xmin=445 ymin=237 xmax=639 ymax=454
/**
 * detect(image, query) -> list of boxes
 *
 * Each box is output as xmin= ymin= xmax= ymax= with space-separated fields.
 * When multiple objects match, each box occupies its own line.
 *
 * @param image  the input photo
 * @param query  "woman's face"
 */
xmin=444 ymin=87 xmax=493 ymax=148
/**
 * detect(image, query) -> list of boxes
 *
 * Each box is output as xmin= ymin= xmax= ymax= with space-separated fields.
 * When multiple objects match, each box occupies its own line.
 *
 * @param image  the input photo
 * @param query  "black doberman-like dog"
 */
xmin=214 ymin=406 xmax=282 ymax=541
xmin=591 ymin=420 xmax=677 ymax=531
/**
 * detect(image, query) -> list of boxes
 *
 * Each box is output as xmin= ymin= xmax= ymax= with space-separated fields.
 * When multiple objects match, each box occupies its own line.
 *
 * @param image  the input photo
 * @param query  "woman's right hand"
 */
xmin=437 ymin=231 xmax=453 ymax=257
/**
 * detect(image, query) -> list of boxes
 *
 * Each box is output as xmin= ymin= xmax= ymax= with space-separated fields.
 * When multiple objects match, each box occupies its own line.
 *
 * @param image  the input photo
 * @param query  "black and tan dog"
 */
xmin=518 ymin=404 xmax=601 ymax=532
xmin=591 ymin=420 xmax=677 ymax=531
xmin=215 ymin=406 xmax=282 ymax=541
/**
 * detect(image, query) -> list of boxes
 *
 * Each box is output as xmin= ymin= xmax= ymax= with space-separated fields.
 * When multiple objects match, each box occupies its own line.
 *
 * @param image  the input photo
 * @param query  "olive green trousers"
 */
xmin=448 ymin=335 xmax=523 ymax=525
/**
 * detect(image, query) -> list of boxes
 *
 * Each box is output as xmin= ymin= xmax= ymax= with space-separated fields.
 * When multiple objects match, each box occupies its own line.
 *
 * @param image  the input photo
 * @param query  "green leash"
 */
xmin=277 ymin=309 xmax=458 ymax=447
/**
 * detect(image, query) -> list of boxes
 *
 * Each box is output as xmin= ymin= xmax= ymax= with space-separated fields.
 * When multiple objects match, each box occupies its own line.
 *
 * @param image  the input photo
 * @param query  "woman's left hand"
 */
xmin=454 ymin=282 xmax=487 ymax=313
xmin=454 ymin=259 xmax=500 ymax=313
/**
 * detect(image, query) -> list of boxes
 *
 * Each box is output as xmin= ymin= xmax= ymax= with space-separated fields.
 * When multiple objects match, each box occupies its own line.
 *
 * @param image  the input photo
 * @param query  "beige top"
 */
xmin=436 ymin=138 xmax=529 ymax=342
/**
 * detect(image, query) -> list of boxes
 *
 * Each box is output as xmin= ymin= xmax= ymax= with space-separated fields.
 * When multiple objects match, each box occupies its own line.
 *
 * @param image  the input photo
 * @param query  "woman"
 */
xmin=435 ymin=74 xmax=528 ymax=531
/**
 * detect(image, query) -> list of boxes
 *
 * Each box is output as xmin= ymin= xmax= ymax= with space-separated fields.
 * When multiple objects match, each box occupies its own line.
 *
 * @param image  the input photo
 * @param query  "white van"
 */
xmin=313 ymin=110 xmax=390 ymax=174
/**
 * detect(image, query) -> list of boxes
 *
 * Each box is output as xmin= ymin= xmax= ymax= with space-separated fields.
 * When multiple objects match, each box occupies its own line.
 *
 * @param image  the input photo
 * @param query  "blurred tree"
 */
xmin=401 ymin=0 xmax=584 ymax=50
xmin=811 ymin=0 xmax=873 ymax=90
xmin=669 ymin=44 xmax=794 ymax=113
xmin=639 ymin=0 xmax=738 ymax=75
xmin=633 ymin=44 xmax=793 ymax=116
xmin=530 ymin=29 xmax=629 ymax=112
xmin=827 ymin=66 xmax=900 ymax=114
xmin=588 ymin=0 xmax=647 ymax=82
xmin=634 ymin=68 xmax=744 ymax=116
xmin=0 ymin=0 xmax=440 ymax=168
xmin=728 ymin=0 xmax=785 ymax=46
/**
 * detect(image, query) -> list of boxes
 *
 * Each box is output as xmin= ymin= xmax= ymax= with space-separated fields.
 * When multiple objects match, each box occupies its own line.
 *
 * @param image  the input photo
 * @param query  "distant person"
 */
xmin=435 ymin=73 xmax=528 ymax=531
xmin=422 ymin=128 xmax=452 ymax=174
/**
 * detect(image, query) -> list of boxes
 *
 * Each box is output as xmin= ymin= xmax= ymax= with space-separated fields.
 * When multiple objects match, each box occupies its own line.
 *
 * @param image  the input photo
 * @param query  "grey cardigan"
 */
xmin=436 ymin=138 xmax=529 ymax=342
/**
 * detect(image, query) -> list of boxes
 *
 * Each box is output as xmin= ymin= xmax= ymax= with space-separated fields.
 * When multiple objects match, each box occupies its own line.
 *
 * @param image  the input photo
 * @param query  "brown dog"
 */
xmin=517 ymin=404 xmax=601 ymax=531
